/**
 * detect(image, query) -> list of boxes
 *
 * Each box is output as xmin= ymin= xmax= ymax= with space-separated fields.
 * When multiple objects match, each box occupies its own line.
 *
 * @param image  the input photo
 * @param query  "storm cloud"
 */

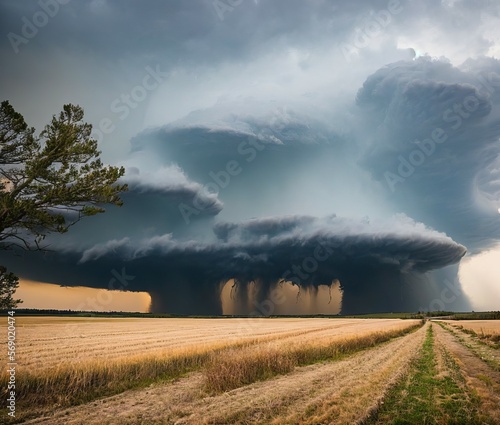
xmin=356 ymin=57 xmax=500 ymax=252
xmin=1 ymin=0 xmax=500 ymax=314
xmin=2 ymin=214 xmax=466 ymax=314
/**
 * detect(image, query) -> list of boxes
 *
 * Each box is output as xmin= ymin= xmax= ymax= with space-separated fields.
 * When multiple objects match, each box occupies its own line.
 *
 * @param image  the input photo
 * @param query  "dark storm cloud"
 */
xmin=356 ymin=57 xmax=500 ymax=252
xmin=0 ymin=0 xmax=395 ymax=62
xmin=2 ymin=0 xmax=500 ymax=314
xmin=0 ymin=214 xmax=466 ymax=314
xmin=74 ymin=214 xmax=465 ymax=271
xmin=2 ymin=0 xmax=496 ymax=66
xmin=3 ymin=56 xmax=492 ymax=314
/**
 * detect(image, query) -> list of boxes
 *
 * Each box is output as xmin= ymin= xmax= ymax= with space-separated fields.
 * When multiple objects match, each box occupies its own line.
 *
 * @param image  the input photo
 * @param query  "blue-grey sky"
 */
xmin=1 ymin=0 xmax=500 ymax=313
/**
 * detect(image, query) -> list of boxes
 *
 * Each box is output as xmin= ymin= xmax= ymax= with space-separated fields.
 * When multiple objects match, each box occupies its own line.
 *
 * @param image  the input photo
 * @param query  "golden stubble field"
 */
xmin=13 ymin=316 xmax=417 ymax=370
xmin=1 ymin=317 xmax=499 ymax=424
xmin=440 ymin=319 xmax=500 ymax=339
xmin=0 ymin=317 xmax=420 ymax=423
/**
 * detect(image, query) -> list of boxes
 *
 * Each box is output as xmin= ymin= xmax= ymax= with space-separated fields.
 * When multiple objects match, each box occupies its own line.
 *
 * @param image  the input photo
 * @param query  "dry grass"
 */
xmin=14 ymin=348 xmax=210 ymax=409
xmin=434 ymin=323 xmax=500 ymax=424
xmin=17 ymin=322 xmax=428 ymax=425
xmin=442 ymin=320 xmax=500 ymax=345
xmin=1 ymin=317 xmax=419 ymax=372
xmin=0 ymin=317 xmax=421 ymax=420
xmin=3 ymin=317 xmax=341 ymax=370
xmin=204 ymin=322 xmax=422 ymax=392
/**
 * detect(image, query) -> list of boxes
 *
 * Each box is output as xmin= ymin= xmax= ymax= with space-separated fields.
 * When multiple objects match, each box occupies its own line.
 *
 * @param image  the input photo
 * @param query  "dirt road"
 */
xmin=433 ymin=322 xmax=500 ymax=422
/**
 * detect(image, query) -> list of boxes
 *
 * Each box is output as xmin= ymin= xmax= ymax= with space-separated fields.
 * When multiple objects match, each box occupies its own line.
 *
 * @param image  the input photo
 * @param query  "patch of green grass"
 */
xmin=476 ymin=374 xmax=493 ymax=387
xmin=369 ymin=325 xmax=483 ymax=425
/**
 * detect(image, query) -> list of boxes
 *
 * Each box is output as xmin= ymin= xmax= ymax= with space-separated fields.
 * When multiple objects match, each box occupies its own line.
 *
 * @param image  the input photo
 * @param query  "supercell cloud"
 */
xmin=1 ymin=0 xmax=500 ymax=313
xmin=356 ymin=58 xmax=500 ymax=252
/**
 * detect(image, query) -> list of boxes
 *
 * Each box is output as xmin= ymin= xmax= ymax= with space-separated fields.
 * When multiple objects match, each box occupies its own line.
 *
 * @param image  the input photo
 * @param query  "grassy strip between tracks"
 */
xmin=367 ymin=324 xmax=485 ymax=425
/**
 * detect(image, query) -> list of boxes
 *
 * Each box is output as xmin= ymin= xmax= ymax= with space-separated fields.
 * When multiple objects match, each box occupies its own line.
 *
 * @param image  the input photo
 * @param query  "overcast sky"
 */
xmin=1 ymin=0 xmax=500 ymax=313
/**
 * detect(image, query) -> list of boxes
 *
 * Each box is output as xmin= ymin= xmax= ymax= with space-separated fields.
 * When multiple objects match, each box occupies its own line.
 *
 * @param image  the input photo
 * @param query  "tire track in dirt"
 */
xmin=23 ymin=324 xmax=426 ymax=425
xmin=434 ymin=323 xmax=500 ymax=423
xmin=438 ymin=321 xmax=500 ymax=371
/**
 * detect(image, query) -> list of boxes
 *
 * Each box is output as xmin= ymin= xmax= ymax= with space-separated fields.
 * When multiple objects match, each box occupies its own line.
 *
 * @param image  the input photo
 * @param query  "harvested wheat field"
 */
xmin=2 ymin=317 xmax=500 ymax=424
xmin=440 ymin=319 xmax=500 ymax=343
